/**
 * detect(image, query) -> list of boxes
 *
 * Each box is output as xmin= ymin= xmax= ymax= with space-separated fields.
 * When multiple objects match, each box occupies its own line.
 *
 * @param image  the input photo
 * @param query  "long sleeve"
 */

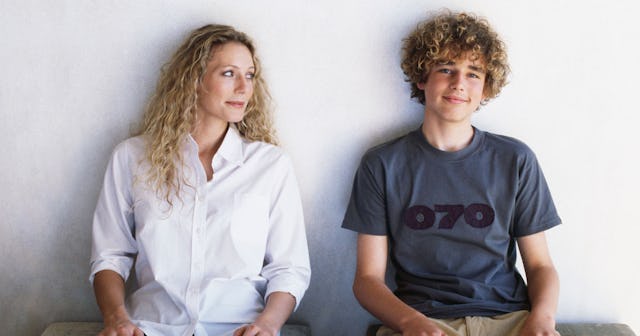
xmin=90 ymin=140 xmax=137 ymax=283
xmin=261 ymin=154 xmax=311 ymax=309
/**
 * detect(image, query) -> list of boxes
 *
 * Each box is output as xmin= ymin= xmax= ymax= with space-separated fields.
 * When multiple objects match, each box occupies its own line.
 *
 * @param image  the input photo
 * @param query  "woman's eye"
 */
xmin=222 ymin=70 xmax=233 ymax=77
xmin=246 ymin=72 xmax=255 ymax=80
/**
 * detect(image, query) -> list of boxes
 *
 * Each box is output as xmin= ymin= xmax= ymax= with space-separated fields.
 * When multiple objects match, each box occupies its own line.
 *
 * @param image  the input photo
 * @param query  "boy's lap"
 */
xmin=376 ymin=310 xmax=531 ymax=336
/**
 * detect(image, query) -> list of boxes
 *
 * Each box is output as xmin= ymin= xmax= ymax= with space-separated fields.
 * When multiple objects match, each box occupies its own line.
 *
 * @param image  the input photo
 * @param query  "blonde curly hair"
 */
xmin=401 ymin=10 xmax=510 ymax=105
xmin=140 ymin=24 xmax=276 ymax=204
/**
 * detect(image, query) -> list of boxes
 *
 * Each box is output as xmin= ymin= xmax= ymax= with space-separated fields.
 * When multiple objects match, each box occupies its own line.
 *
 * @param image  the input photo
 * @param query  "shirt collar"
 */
xmin=215 ymin=124 xmax=245 ymax=167
xmin=186 ymin=124 xmax=245 ymax=168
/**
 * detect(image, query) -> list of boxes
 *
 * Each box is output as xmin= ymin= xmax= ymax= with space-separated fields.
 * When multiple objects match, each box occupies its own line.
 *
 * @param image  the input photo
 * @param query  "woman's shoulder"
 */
xmin=104 ymin=136 xmax=151 ymax=172
xmin=242 ymin=138 xmax=290 ymax=165
xmin=111 ymin=135 xmax=147 ymax=157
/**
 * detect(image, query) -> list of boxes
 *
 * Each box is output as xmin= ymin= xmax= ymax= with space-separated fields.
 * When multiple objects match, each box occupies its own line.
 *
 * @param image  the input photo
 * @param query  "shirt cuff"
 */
xmin=264 ymin=271 xmax=310 ymax=311
xmin=89 ymin=258 xmax=133 ymax=284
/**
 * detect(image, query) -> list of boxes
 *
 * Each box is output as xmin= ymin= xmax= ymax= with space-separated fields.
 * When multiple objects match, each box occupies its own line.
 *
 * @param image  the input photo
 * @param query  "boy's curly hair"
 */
xmin=401 ymin=10 xmax=510 ymax=105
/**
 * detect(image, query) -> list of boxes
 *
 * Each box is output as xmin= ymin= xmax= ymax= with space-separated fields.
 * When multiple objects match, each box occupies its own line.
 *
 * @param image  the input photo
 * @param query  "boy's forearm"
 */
xmin=354 ymin=275 xmax=429 ymax=332
xmin=526 ymin=264 xmax=559 ymax=319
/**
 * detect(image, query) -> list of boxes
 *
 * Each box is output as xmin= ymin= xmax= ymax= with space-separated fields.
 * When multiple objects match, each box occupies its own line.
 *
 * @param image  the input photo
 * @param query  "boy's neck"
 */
xmin=421 ymin=121 xmax=474 ymax=152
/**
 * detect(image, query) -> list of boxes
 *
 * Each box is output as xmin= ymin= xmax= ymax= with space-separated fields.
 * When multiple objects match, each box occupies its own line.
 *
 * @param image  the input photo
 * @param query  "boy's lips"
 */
xmin=443 ymin=95 xmax=468 ymax=104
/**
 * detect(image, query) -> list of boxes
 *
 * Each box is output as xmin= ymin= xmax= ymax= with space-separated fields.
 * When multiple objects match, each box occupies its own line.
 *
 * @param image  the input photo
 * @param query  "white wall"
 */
xmin=1 ymin=1 xmax=638 ymax=335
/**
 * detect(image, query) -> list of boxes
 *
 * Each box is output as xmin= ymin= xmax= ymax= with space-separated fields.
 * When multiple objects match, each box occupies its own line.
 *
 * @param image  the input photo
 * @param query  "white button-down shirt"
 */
xmin=90 ymin=126 xmax=311 ymax=336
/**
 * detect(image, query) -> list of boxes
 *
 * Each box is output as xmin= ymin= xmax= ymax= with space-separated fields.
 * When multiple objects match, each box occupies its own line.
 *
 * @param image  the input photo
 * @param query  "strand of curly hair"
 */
xmin=139 ymin=24 xmax=277 ymax=205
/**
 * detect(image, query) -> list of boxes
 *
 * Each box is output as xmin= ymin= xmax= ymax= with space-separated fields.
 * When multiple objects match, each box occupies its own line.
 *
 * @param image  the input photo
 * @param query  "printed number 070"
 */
xmin=404 ymin=204 xmax=494 ymax=230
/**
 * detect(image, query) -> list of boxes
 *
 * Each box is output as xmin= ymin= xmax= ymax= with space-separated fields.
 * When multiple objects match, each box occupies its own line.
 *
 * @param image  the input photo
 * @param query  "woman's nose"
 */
xmin=235 ymin=76 xmax=248 ymax=93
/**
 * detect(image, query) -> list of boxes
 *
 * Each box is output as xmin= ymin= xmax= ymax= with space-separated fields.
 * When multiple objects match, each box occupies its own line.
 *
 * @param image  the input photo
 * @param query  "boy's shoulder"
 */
xmin=358 ymin=127 xmax=539 ymax=168
xmin=361 ymin=129 xmax=420 ymax=163
xmin=481 ymin=129 xmax=536 ymax=158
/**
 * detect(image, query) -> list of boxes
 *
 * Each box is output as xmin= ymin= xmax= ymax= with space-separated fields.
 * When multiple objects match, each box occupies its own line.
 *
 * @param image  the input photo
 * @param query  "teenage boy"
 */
xmin=342 ymin=10 xmax=561 ymax=336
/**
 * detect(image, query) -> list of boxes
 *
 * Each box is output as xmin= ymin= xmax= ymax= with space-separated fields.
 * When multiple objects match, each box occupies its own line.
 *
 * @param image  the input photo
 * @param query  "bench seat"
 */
xmin=41 ymin=322 xmax=311 ymax=336
xmin=366 ymin=323 xmax=636 ymax=336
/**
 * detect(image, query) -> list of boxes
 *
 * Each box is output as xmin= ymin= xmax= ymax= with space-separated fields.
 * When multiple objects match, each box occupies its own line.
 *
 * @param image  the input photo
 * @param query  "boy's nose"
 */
xmin=449 ymin=74 xmax=465 ymax=91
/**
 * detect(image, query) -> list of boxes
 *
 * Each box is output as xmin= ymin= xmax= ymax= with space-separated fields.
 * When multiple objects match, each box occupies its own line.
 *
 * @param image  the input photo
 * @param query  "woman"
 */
xmin=90 ymin=24 xmax=311 ymax=336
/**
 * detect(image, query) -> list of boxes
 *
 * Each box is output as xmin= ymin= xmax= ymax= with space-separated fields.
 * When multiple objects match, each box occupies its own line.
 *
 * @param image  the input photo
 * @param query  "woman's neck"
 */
xmin=191 ymin=120 xmax=229 ymax=181
xmin=192 ymin=120 xmax=229 ymax=156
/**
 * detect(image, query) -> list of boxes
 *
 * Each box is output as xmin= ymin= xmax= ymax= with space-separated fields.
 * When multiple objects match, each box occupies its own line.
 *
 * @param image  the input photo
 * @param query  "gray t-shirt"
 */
xmin=342 ymin=127 xmax=561 ymax=318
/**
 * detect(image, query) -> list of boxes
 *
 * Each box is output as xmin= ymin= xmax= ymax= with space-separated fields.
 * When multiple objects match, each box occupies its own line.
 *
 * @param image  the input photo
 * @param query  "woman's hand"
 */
xmin=233 ymin=322 xmax=278 ymax=336
xmin=232 ymin=291 xmax=295 ymax=336
xmin=98 ymin=316 xmax=144 ymax=336
xmin=94 ymin=271 xmax=144 ymax=336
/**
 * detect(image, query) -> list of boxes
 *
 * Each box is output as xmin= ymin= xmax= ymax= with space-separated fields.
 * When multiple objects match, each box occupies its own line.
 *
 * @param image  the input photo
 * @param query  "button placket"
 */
xmin=185 ymin=187 xmax=207 ymax=317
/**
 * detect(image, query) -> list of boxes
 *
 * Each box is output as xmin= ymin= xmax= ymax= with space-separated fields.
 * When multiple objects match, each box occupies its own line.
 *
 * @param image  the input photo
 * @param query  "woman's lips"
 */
xmin=226 ymin=101 xmax=245 ymax=108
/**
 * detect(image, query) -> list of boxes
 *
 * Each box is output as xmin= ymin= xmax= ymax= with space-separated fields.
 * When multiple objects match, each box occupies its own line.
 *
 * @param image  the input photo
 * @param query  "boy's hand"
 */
xmin=398 ymin=313 xmax=447 ymax=336
xmin=518 ymin=312 xmax=560 ymax=336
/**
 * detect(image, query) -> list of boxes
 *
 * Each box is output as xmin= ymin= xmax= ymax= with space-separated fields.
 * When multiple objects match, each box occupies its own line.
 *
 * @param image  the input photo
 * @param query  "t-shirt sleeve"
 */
xmin=341 ymin=152 xmax=388 ymax=235
xmin=513 ymin=148 xmax=562 ymax=237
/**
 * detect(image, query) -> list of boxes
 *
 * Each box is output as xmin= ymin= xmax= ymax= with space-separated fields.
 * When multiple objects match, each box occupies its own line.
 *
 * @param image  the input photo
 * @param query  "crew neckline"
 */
xmin=411 ymin=125 xmax=484 ymax=161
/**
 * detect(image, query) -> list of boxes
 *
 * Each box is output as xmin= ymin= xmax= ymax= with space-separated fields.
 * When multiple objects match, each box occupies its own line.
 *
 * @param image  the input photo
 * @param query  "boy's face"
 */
xmin=418 ymin=53 xmax=486 ymax=126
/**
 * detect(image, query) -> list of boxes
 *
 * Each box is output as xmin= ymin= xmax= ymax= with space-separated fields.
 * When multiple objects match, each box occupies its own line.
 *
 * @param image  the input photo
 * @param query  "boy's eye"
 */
xmin=469 ymin=73 xmax=480 ymax=79
xmin=438 ymin=68 xmax=452 ymax=74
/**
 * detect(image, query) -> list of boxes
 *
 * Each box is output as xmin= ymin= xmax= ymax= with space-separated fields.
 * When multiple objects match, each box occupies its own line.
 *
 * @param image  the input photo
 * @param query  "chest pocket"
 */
xmin=230 ymin=193 xmax=270 ymax=271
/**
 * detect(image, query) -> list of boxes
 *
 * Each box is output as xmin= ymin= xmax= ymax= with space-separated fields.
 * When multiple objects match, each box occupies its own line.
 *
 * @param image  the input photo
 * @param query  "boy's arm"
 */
xmin=353 ymin=233 xmax=446 ymax=336
xmin=517 ymin=231 xmax=560 ymax=336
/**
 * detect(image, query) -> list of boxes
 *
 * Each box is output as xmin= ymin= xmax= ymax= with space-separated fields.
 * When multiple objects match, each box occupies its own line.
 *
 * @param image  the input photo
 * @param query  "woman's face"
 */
xmin=196 ymin=42 xmax=255 ymax=127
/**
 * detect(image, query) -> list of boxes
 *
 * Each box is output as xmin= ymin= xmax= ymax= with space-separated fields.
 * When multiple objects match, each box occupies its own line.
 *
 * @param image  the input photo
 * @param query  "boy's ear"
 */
xmin=417 ymin=81 xmax=425 ymax=90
